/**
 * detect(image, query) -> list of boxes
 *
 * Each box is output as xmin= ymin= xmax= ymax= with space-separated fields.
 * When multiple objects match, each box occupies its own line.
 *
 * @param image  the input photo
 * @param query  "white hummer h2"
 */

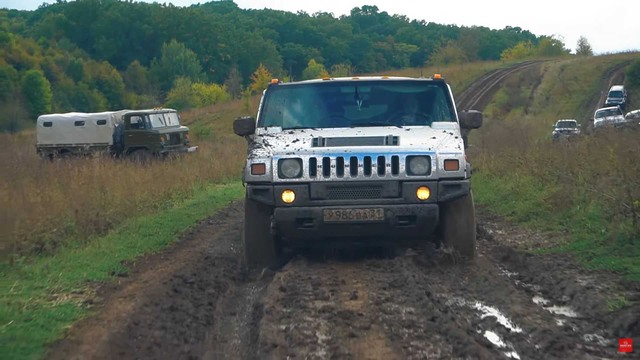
xmin=234 ymin=75 xmax=483 ymax=268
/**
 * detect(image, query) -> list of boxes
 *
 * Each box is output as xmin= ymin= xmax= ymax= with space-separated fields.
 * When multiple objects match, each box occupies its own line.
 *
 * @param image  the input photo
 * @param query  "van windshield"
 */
xmin=556 ymin=120 xmax=577 ymax=128
xmin=258 ymin=80 xmax=456 ymax=130
xmin=608 ymin=91 xmax=624 ymax=98
xmin=596 ymin=108 xmax=622 ymax=118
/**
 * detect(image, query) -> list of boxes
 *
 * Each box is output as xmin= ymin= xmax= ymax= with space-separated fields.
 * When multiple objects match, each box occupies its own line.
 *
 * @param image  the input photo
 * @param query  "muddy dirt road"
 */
xmin=47 ymin=62 xmax=639 ymax=359
xmin=47 ymin=201 xmax=639 ymax=360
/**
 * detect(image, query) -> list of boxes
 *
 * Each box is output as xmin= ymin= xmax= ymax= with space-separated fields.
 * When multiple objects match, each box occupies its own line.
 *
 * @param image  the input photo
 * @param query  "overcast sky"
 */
xmin=2 ymin=0 xmax=639 ymax=54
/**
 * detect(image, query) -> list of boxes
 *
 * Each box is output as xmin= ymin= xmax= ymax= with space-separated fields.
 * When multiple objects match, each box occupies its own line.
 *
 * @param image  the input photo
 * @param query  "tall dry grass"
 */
xmin=469 ymin=53 xmax=640 ymax=238
xmin=0 ymin=99 xmax=253 ymax=262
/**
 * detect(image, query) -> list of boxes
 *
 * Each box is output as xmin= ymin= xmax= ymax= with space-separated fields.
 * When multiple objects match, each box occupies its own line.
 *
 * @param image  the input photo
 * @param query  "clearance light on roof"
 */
xmin=270 ymin=78 xmax=279 ymax=84
xmin=433 ymin=74 xmax=443 ymax=79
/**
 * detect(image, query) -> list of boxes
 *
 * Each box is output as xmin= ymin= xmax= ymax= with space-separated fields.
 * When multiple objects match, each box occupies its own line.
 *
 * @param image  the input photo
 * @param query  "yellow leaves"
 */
xmin=249 ymin=63 xmax=273 ymax=94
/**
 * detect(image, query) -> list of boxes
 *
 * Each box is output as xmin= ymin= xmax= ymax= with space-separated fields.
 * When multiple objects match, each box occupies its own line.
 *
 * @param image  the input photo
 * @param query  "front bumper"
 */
xmin=274 ymin=203 xmax=439 ymax=243
xmin=160 ymin=145 xmax=198 ymax=154
xmin=247 ymin=180 xmax=469 ymax=243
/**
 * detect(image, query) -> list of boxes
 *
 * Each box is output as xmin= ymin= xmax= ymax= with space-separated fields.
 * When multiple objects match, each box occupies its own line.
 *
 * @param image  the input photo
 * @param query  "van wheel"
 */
xmin=440 ymin=191 xmax=477 ymax=259
xmin=130 ymin=149 xmax=154 ymax=163
xmin=243 ymin=196 xmax=279 ymax=269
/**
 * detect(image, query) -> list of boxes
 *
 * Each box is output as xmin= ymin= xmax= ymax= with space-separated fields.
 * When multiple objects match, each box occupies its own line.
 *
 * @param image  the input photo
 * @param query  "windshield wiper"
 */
xmin=282 ymin=126 xmax=318 ymax=130
xmin=353 ymin=122 xmax=403 ymax=128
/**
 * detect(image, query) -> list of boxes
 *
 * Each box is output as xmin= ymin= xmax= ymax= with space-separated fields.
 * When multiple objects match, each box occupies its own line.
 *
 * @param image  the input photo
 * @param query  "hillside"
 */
xmin=469 ymin=53 xmax=640 ymax=280
xmin=1 ymin=0 xmax=563 ymax=131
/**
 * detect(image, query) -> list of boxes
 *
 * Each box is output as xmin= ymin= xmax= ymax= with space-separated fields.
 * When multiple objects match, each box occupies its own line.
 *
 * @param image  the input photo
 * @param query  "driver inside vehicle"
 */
xmin=392 ymin=93 xmax=431 ymax=126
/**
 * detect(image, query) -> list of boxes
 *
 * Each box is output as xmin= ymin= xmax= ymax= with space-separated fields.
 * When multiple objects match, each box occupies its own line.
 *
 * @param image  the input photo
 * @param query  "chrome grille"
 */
xmin=309 ymin=155 xmax=401 ymax=179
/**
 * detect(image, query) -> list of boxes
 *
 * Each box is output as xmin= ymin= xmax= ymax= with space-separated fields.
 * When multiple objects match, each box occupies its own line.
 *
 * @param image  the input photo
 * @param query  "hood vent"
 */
xmin=312 ymin=135 xmax=399 ymax=147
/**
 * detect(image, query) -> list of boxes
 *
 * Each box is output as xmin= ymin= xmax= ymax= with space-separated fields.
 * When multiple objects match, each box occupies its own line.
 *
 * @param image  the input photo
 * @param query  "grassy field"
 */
xmin=0 ymin=96 xmax=261 ymax=262
xmin=1 ymin=96 xmax=256 ymax=358
xmin=469 ymin=53 xmax=640 ymax=281
xmin=1 ymin=182 xmax=245 ymax=359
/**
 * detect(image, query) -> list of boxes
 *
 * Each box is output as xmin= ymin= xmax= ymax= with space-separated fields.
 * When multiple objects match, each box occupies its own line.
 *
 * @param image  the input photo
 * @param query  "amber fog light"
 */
xmin=281 ymin=189 xmax=296 ymax=204
xmin=416 ymin=186 xmax=431 ymax=201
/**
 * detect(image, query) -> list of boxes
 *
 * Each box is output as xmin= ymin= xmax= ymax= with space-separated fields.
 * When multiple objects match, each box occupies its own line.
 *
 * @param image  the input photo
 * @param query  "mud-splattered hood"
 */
xmin=248 ymin=122 xmax=464 ymax=158
xmin=243 ymin=122 xmax=467 ymax=183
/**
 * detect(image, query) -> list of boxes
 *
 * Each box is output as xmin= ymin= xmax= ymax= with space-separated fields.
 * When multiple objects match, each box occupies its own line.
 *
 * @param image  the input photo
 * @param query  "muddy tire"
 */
xmin=440 ymin=191 xmax=477 ymax=259
xmin=243 ymin=196 xmax=278 ymax=269
xmin=130 ymin=149 xmax=154 ymax=164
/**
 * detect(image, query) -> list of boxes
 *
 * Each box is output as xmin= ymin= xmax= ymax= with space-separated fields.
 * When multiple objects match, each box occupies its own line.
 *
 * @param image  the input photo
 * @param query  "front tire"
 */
xmin=243 ymin=196 xmax=278 ymax=269
xmin=440 ymin=191 xmax=477 ymax=259
xmin=130 ymin=149 xmax=154 ymax=164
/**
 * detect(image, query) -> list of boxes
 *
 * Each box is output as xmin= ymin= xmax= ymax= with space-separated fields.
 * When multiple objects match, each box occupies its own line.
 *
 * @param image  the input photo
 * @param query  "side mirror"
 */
xmin=459 ymin=110 xmax=483 ymax=129
xmin=233 ymin=116 xmax=256 ymax=136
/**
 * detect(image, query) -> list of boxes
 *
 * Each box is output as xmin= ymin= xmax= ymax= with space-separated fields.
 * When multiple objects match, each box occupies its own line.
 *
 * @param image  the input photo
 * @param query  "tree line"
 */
xmin=1 ymin=0 xmax=573 ymax=131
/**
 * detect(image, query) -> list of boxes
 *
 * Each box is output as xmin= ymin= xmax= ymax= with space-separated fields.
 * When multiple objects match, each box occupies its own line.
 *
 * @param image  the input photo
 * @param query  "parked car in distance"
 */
xmin=593 ymin=106 xmax=626 ymax=128
xmin=625 ymin=109 xmax=640 ymax=120
xmin=604 ymin=85 xmax=627 ymax=110
xmin=552 ymin=119 xmax=580 ymax=140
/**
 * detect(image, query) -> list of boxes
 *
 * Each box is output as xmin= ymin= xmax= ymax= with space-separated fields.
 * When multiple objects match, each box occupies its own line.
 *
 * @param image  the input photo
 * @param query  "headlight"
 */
xmin=278 ymin=158 xmax=302 ymax=179
xmin=406 ymin=156 xmax=431 ymax=176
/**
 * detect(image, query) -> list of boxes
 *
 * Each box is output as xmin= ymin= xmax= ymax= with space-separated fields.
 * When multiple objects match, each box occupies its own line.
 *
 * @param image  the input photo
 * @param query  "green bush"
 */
xmin=21 ymin=69 xmax=52 ymax=118
xmin=625 ymin=59 xmax=640 ymax=88
xmin=165 ymin=78 xmax=231 ymax=110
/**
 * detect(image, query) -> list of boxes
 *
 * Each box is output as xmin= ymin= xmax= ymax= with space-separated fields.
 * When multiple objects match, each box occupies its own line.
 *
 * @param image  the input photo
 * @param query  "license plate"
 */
xmin=323 ymin=208 xmax=384 ymax=222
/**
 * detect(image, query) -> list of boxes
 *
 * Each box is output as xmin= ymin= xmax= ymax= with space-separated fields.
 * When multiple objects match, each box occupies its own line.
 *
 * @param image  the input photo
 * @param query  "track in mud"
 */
xmin=47 ymin=201 xmax=639 ymax=360
xmin=455 ymin=61 xmax=542 ymax=112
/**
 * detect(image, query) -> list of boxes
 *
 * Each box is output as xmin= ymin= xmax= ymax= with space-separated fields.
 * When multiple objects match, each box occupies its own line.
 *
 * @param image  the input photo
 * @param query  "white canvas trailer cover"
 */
xmin=36 ymin=110 xmax=127 ymax=147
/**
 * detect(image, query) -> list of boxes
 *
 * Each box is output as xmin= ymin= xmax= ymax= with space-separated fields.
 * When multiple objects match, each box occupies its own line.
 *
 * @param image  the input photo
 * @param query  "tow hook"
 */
xmin=270 ymin=216 xmax=277 ymax=237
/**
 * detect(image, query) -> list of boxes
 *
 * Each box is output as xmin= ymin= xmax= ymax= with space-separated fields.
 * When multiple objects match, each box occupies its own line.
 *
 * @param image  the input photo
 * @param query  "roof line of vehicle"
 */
xmin=272 ymin=76 xmax=447 ymax=85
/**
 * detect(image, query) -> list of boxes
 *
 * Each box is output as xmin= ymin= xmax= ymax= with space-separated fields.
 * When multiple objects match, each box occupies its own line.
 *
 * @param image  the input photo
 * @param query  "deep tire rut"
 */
xmin=456 ymin=61 xmax=542 ymax=112
xmin=47 ymin=201 xmax=638 ymax=359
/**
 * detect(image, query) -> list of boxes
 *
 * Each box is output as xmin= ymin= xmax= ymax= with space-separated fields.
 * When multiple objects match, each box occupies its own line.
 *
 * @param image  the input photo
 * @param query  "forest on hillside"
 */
xmin=0 ymin=0 xmax=571 ymax=131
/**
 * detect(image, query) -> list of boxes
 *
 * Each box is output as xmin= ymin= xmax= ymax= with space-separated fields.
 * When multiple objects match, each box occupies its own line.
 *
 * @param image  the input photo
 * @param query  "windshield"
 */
xmin=258 ymin=80 xmax=456 ymax=129
xmin=595 ymin=108 xmax=622 ymax=118
xmin=556 ymin=120 xmax=577 ymax=128
xmin=148 ymin=112 xmax=181 ymax=128
xmin=608 ymin=90 xmax=623 ymax=99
